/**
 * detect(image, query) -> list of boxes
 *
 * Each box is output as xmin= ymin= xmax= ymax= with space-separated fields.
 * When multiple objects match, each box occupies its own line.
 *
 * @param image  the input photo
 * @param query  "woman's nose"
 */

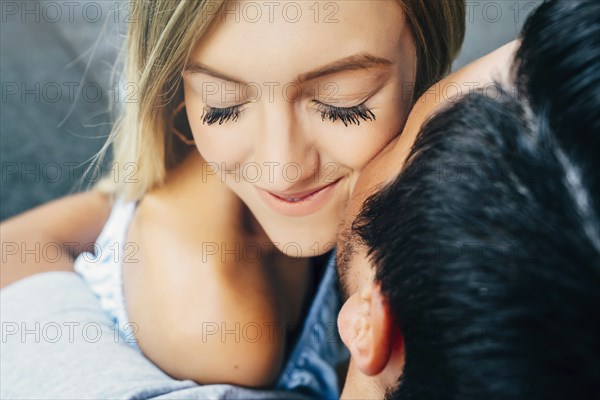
xmin=252 ymin=103 xmax=318 ymax=191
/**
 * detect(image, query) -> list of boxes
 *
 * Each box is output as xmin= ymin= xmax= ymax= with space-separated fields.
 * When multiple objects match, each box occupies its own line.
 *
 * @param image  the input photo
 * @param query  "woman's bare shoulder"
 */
xmin=122 ymin=152 xmax=289 ymax=385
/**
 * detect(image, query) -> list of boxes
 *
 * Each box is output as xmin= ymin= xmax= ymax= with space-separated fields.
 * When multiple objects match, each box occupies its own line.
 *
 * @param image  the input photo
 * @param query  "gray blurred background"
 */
xmin=0 ymin=0 xmax=542 ymax=221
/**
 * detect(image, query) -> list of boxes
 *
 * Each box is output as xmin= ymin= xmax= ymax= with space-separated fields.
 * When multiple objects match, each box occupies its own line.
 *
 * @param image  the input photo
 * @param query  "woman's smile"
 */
xmin=256 ymin=178 xmax=342 ymax=217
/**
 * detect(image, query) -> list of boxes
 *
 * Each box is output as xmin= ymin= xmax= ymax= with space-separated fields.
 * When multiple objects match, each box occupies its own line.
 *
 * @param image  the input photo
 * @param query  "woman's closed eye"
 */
xmin=313 ymin=101 xmax=376 ymax=127
xmin=201 ymin=101 xmax=376 ymax=127
xmin=202 ymin=104 xmax=245 ymax=125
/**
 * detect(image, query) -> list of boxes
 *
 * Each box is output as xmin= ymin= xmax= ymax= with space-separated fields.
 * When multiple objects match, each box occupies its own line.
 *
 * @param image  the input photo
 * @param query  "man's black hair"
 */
xmin=515 ymin=0 xmax=600 ymax=210
xmin=353 ymin=1 xmax=600 ymax=399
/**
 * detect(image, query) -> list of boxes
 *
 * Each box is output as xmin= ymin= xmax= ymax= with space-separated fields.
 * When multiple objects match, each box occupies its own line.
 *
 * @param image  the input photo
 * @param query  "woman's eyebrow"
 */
xmin=297 ymin=53 xmax=392 ymax=83
xmin=183 ymin=52 xmax=392 ymax=85
xmin=183 ymin=63 xmax=246 ymax=84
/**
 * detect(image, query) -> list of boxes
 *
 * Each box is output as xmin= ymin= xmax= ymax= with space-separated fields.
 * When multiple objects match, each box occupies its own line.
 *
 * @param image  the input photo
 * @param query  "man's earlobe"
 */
xmin=338 ymin=283 xmax=393 ymax=376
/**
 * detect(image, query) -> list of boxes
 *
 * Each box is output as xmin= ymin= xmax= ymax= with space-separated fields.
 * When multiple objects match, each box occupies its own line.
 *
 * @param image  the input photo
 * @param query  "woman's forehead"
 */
xmin=190 ymin=0 xmax=407 ymax=83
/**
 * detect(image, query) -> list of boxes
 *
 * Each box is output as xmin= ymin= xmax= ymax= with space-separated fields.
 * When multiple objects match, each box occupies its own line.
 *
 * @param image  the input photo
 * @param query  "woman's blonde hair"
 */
xmin=95 ymin=0 xmax=465 ymax=201
xmin=398 ymin=0 xmax=465 ymax=98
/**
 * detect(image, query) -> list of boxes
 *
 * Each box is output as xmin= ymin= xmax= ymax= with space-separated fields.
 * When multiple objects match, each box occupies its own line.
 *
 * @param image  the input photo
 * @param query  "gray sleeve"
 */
xmin=0 ymin=272 xmax=309 ymax=400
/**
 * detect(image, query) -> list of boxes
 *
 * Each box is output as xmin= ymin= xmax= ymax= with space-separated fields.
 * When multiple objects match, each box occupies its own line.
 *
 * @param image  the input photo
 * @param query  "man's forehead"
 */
xmin=342 ymin=134 xmax=407 ymax=236
xmin=353 ymin=134 xmax=407 ymax=201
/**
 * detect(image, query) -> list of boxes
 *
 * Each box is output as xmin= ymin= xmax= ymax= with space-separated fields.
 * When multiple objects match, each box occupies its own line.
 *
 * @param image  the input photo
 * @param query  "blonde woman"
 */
xmin=1 ymin=1 xmax=465 ymax=398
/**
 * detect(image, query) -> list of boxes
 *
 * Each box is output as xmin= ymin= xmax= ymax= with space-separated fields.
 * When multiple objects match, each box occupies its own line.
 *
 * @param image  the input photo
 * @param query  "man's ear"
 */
xmin=338 ymin=282 xmax=393 ymax=376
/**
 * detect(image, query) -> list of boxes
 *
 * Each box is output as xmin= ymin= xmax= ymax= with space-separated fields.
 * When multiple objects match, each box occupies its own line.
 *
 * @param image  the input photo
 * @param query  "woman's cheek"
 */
xmin=187 ymin=114 xmax=254 ymax=168
xmin=314 ymin=115 xmax=400 ymax=171
xmin=183 ymin=92 xmax=250 ymax=167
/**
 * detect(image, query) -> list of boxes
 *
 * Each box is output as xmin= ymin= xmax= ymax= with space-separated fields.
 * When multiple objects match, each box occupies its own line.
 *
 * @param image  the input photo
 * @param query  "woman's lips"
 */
xmin=256 ymin=179 xmax=341 ymax=217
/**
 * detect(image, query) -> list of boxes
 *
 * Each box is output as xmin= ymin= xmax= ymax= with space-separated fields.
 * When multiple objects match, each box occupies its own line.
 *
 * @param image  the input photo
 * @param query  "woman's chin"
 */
xmin=263 ymin=225 xmax=337 ymax=258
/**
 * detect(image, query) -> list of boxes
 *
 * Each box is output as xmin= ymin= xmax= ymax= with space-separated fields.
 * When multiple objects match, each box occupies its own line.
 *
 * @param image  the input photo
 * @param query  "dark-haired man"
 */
xmin=337 ymin=1 xmax=600 ymax=398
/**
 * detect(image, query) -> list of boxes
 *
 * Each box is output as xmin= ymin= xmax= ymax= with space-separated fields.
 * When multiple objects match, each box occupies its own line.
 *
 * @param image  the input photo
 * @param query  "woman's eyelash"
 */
xmin=202 ymin=105 xmax=242 ymax=125
xmin=314 ymin=101 xmax=376 ymax=126
xmin=201 ymin=102 xmax=376 ymax=127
